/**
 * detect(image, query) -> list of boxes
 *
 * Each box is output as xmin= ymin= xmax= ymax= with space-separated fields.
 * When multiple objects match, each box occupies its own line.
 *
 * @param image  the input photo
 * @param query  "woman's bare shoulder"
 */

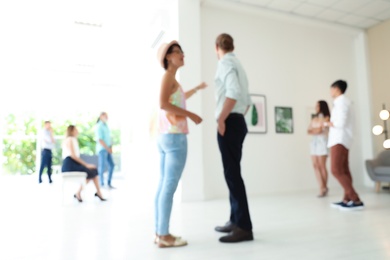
xmin=161 ymin=72 xmax=175 ymax=85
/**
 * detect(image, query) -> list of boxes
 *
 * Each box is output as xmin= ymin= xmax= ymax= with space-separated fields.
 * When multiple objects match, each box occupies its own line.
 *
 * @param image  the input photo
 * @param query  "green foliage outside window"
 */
xmin=2 ymin=114 xmax=38 ymax=175
xmin=2 ymin=113 xmax=120 ymax=175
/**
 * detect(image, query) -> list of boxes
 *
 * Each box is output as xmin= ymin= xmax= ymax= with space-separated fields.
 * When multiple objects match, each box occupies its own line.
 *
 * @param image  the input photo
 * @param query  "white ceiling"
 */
xmin=211 ymin=0 xmax=390 ymax=29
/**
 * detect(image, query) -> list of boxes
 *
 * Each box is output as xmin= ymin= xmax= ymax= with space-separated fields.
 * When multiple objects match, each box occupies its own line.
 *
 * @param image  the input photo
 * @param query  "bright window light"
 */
xmin=372 ymin=125 xmax=384 ymax=136
xmin=384 ymin=139 xmax=390 ymax=149
xmin=379 ymin=110 xmax=390 ymax=120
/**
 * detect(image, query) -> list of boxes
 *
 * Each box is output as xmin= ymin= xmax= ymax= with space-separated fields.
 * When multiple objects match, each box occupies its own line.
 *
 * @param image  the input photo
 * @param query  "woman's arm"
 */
xmin=309 ymin=127 xmax=324 ymax=135
xmin=307 ymin=119 xmax=324 ymax=135
xmin=99 ymin=139 xmax=112 ymax=154
xmin=185 ymin=82 xmax=208 ymax=99
xmin=160 ymin=74 xmax=202 ymax=124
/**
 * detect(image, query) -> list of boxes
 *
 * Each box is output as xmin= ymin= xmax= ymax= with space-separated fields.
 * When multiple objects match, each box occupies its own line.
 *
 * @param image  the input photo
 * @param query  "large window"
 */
xmin=0 ymin=0 xmax=178 ymax=186
xmin=0 ymin=111 xmax=122 ymax=175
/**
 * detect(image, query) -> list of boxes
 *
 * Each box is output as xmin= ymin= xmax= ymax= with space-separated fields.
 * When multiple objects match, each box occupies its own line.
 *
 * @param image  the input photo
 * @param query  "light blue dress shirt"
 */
xmin=214 ymin=52 xmax=251 ymax=119
xmin=95 ymin=121 xmax=112 ymax=153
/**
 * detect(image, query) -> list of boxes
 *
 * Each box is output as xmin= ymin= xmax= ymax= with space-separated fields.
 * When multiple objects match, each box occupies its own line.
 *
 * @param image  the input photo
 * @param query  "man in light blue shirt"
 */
xmin=96 ymin=112 xmax=115 ymax=189
xmin=215 ymin=52 xmax=251 ymax=120
xmin=213 ymin=33 xmax=253 ymax=243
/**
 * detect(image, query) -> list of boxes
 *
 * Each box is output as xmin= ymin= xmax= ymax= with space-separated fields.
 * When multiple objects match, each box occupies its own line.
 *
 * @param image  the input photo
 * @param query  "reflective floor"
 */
xmin=1 ymin=174 xmax=389 ymax=260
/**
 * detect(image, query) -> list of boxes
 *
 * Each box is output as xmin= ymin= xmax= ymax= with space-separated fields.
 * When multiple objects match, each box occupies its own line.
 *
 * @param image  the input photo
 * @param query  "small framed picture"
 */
xmin=245 ymin=94 xmax=267 ymax=134
xmin=275 ymin=107 xmax=293 ymax=134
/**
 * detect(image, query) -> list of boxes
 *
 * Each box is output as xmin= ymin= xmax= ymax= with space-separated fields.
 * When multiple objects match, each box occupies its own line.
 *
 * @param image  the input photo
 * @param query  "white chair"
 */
xmin=61 ymin=171 xmax=87 ymax=204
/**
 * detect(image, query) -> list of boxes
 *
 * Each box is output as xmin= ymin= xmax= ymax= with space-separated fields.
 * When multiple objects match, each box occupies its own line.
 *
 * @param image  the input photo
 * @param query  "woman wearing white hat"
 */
xmin=154 ymin=40 xmax=207 ymax=248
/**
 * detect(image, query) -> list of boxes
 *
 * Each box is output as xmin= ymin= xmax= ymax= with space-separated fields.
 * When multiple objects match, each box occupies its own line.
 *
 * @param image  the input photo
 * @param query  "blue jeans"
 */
xmin=98 ymin=149 xmax=115 ymax=186
xmin=155 ymin=134 xmax=187 ymax=236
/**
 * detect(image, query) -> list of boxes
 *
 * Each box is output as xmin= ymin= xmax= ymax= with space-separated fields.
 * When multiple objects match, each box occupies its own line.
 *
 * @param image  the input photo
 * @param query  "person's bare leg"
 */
xmin=92 ymin=176 xmax=103 ymax=197
xmin=318 ymin=155 xmax=328 ymax=193
xmin=311 ymin=156 xmax=324 ymax=194
xmin=75 ymin=184 xmax=83 ymax=200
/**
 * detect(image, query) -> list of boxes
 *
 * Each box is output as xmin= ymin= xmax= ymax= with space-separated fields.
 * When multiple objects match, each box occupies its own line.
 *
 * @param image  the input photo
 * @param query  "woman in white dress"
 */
xmin=307 ymin=100 xmax=331 ymax=197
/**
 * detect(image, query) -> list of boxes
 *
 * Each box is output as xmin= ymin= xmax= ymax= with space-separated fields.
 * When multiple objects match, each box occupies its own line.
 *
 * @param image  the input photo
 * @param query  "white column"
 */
xmin=177 ymin=0 xmax=205 ymax=201
xmin=35 ymin=114 xmax=42 ymax=175
xmin=355 ymin=31 xmax=375 ymax=187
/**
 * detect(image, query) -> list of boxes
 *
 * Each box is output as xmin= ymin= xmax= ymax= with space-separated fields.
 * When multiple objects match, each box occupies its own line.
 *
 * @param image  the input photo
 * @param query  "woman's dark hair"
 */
xmin=331 ymin=80 xmax=347 ymax=94
xmin=97 ymin=112 xmax=107 ymax=123
xmin=163 ymin=44 xmax=183 ymax=70
xmin=66 ymin=125 xmax=76 ymax=137
xmin=216 ymin=33 xmax=234 ymax=52
xmin=317 ymin=100 xmax=331 ymax=118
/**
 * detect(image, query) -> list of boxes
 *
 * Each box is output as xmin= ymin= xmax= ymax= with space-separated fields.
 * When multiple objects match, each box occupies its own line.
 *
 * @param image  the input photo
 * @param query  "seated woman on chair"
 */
xmin=61 ymin=125 xmax=106 ymax=202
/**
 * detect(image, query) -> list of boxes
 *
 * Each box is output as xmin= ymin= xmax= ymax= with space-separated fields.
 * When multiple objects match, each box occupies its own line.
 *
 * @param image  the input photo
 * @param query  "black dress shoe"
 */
xmin=219 ymin=227 xmax=254 ymax=243
xmin=74 ymin=194 xmax=83 ymax=203
xmin=215 ymin=221 xmax=236 ymax=233
xmin=95 ymin=193 xmax=107 ymax=201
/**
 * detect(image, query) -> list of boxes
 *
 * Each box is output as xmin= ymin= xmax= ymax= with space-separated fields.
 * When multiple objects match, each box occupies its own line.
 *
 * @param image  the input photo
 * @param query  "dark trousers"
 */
xmin=39 ymin=149 xmax=52 ymax=181
xmin=217 ymin=113 xmax=252 ymax=231
xmin=330 ymin=144 xmax=360 ymax=202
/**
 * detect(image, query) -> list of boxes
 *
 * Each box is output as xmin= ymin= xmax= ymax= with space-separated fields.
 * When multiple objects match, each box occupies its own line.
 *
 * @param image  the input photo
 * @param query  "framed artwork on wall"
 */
xmin=245 ymin=94 xmax=267 ymax=134
xmin=275 ymin=106 xmax=293 ymax=134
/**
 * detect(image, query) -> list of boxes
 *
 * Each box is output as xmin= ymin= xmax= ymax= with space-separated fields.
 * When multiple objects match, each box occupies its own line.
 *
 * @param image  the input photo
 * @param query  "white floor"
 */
xmin=0 ymin=174 xmax=390 ymax=260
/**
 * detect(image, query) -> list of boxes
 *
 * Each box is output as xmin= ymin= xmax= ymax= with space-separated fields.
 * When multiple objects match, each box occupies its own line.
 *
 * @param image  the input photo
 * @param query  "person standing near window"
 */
xmin=154 ymin=40 xmax=207 ymax=248
xmin=38 ymin=121 xmax=55 ymax=184
xmin=213 ymin=33 xmax=254 ymax=243
xmin=95 ymin=112 xmax=115 ymax=189
xmin=307 ymin=100 xmax=331 ymax=197
xmin=326 ymin=80 xmax=364 ymax=211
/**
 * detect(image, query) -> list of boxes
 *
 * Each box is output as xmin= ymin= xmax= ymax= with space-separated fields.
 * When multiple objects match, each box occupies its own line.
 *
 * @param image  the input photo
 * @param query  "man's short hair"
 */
xmin=331 ymin=80 xmax=347 ymax=94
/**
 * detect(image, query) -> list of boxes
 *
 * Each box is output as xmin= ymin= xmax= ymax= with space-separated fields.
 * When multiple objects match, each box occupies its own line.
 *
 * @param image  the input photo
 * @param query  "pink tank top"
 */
xmin=159 ymin=87 xmax=189 ymax=134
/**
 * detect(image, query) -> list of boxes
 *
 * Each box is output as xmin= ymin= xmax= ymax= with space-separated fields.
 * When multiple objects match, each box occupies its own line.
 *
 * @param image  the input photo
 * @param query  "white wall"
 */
xmin=200 ymin=3 xmax=373 ymax=199
xmin=177 ymin=0 xmax=206 ymax=201
xmin=367 ymin=20 xmax=390 ymax=154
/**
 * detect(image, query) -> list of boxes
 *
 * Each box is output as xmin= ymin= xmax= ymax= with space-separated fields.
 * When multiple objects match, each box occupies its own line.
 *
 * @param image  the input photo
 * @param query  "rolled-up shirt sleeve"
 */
xmin=225 ymin=68 xmax=241 ymax=100
xmin=96 ymin=125 xmax=104 ymax=141
xmin=220 ymin=60 xmax=241 ymax=100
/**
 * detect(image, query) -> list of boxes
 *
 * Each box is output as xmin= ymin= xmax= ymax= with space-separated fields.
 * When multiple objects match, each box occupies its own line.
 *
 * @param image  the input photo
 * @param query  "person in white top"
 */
xmin=307 ymin=100 xmax=331 ymax=197
xmin=61 ymin=125 xmax=106 ymax=203
xmin=326 ymin=80 xmax=364 ymax=211
xmin=38 ymin=121 xmax=55 ymax=184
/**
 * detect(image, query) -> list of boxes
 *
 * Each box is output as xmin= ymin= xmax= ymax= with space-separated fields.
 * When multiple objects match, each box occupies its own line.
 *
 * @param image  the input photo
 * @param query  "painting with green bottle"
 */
xmin=244 ymin=94 xmax=267 ymax=134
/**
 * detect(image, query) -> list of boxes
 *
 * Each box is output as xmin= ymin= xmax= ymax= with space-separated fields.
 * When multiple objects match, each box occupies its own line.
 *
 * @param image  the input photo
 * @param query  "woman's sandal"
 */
xmin=154 ymin=234 xmax=181 ymax=244
xmin=158 ymin=236 xmax=187 ymax=248
xmin=317 ymin=188 xmax=329 ymax=198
